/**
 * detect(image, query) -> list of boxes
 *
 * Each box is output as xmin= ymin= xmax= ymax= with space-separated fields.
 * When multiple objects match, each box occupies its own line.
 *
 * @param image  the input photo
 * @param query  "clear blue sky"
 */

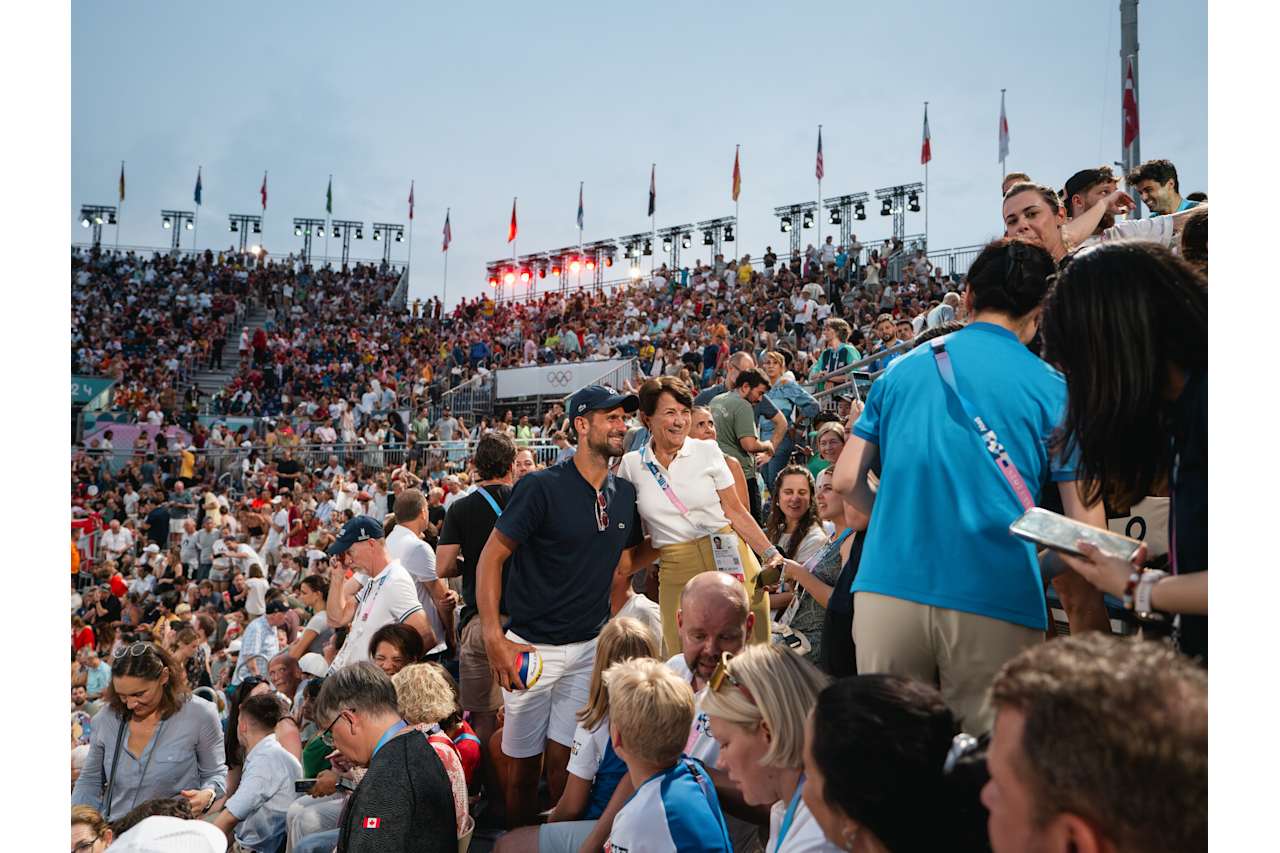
xmin=71 ymin=0 xmax=1206 ymax=307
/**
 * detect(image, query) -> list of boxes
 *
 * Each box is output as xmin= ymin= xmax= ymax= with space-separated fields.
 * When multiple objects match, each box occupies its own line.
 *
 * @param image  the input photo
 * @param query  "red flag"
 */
xmin=1122 ymin=57 xmax=1140 ymax=148
xmin=442 ymin=209 xmax=451 ymax=252
xmin=731 ymin=146 xmax=741 ymax=202
xmin=920 ymin=105 xmax=932 ymax=165
xmin=260 ymin=172 xmax=268 ymax=210
xmin=408 ymin=181 xmax=415 ymax=220
xmin=815 ymin=129 xmax=824 ymax=180
xmin=507 ymin=198 xmax=517 ymax=243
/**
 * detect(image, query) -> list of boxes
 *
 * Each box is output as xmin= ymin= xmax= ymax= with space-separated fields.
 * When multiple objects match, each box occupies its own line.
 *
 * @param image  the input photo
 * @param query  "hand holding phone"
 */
xmin=1009 ymin=508 xmax=1143 ymax=563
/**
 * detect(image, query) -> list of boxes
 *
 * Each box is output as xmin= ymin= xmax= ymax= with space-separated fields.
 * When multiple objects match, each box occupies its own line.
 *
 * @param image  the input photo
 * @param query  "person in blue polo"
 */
xmin=476 ymin=384 xmax=652 ymax=828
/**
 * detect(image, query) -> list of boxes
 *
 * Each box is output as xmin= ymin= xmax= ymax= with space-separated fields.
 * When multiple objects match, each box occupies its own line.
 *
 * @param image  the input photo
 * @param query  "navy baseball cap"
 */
xmin=567 ymin=385 xmax=639 ymax=419
xmin=326 ymin=515 xmax=385 ymax=556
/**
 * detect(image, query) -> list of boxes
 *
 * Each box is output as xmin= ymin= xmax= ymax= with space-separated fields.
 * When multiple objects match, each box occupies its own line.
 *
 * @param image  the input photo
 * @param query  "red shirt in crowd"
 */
xmin=73 ymin=625 xmax=95 ymax=652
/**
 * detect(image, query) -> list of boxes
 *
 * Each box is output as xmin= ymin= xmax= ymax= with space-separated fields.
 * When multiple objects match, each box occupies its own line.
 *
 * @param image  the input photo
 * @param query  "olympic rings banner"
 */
xmin=495 ymin=359 xmax=634 ymax=400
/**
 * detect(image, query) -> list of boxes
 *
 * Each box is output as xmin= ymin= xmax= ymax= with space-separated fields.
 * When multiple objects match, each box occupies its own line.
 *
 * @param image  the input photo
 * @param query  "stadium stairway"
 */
xmin=190 ymin=305 xmax=271 ymax=405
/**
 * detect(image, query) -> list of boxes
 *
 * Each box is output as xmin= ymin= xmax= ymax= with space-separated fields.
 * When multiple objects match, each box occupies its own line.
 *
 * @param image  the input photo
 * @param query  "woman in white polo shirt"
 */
xmin=618 ymin=377 xmax=784 ymax=653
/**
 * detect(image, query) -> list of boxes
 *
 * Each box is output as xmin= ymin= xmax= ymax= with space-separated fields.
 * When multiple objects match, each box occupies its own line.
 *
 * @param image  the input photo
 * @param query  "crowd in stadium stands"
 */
xmin=70 ymin=158 xmax=1208 ymax=853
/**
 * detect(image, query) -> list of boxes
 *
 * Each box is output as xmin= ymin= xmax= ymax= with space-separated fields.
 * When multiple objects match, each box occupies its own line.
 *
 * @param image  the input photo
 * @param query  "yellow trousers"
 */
xmin=657 ymin=527 xmax=771 ymax=654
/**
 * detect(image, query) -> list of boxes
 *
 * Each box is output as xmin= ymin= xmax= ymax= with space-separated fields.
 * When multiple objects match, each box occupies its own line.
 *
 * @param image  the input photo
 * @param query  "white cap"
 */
xmin=144 ymin=544 xmax=161 ymax=554
xmin=226 ymin=640 xmax=242 ymax=654
xmin=110 ymin=816 xmax=227 ymax=853
xmin=298 ymin=652 xmax=328 ymax=678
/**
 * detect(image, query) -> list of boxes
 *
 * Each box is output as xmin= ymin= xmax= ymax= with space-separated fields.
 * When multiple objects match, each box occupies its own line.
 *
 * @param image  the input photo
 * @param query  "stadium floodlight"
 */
xmin=874 ymin=183 xmax=924 ymax=242
xmin=229 ymin=214 xmax=263 ymax=252
xmin=78 ymin=205 xmax=118 ymax=246
xmin=780 ymin=217 xmax=792 ymax=232
xmin=163 ymin=217 xmax=173 ymax=229
xmin=802 ymin=211 xmax=814 ymax=229
xmin=662 ymin=237 xmax=672 ymax=252
xmin=332 ymin=226 xmax=342 ymax=238
xmin=81 ymin=217 xmax=91 ymax=228
xmin=504 ymin=271 xmax=516 ymax=286
xmin=703 ymin=230 xmax=714 ymax=244
xmin=184 ymin=220 xmax=193 ymax=230
xmin=881 ymin=199 xmax=892 ymax=216
xmin=569 ymin=259 xmax=581 ymax=273
xmin=161 ymin=210 xmax=195 ymax=250
xmin=292 ymin=216 xmax=326 ymax=264
xmin=908 ymin=192 xmax=921 ymax=212
xmin=294 ymin=225 xmax=303 ymax=236
xmin=643 ymin=239 xmax=653 ymax=256
xmin=681 ymin=234 xmax=691 ymax=249
xmin=252 ymin=221 xmax=262 ymax=234
xmin=394 ymin=230 xmax=404 ymax=243
xmin=355 ymin=227 xmax=363 ymax=239
xmin=316 ymin=225 xmax=325 ymax=238
xmin=723 ymin=224 xmax=734 ymax=242
xmin=231 ymin=221 xmax=239 ymax=232
xmin=604 ymin=255 xmax=613 ymax=267
xmin=855 ymin=202 xmax=866 ymax=220
xmin=373 ymin=229 xmax=382 ymax=240
xmin=828 ymin=209 xmax=841 ymax=225
xmin=585 ymin=258 xmax=595 ymax=270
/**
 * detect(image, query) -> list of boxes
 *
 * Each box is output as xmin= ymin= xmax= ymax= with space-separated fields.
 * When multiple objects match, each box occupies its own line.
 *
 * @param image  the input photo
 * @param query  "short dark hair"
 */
xmin=812 ymin=675 xmax=969 ymax=851
xmin=991 ymin=633 xmax=1207 ymax=851
xmin=638 ymin=377 xmax=693 ymax=417
xmin=109 ymin=796 xmax=194 ymax=838
xmin=732 ymin=368 xmax=770 ymax=391
xmin=472 ymin=432 xmax=517 ymax=480
xmin=393 ymin=488 xmax=426 ymax=522
xmin=315 ymin=661 xmax=399 ymax=722
xmin=300 ymin=574 xmax=329 ymax=598
xmin=1126 ymin=158 xmax=1179 ymax=192
xmin=1063 ymin=166 xmax=1116 ymax=211
xmin=239 ymin=692 xmax=287 ymax=733
xmin=367 ymin=622 xmax=425 ymax=665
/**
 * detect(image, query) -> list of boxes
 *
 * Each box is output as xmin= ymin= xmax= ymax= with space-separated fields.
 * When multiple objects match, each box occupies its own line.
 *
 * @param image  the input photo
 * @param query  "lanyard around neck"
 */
xmin=775 ymin=774 xmax=806 ymax=849
xmin=372 ymin=719 xmax=408 ymax=759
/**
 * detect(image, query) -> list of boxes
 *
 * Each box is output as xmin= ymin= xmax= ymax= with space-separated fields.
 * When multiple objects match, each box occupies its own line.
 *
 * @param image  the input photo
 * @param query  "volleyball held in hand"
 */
xmin=515 ymin=649 xmax=543 ymax=690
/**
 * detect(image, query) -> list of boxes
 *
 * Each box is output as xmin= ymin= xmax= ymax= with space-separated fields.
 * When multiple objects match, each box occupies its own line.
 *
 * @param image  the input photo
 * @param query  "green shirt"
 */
xmin=710 ymin=391 xmax=759 ymax=477
xmin=301 ymin=734 xmax=332 ymax=778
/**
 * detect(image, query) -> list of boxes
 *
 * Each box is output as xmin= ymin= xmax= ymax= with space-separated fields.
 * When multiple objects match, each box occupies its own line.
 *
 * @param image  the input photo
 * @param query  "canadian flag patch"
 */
xmin=363 ymin=817 xmax=381 ymax=829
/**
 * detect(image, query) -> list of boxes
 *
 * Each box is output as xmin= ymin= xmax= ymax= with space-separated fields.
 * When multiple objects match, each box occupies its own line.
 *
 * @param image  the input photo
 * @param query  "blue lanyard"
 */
xmin=371 ymin=720 xmax=408 ymax=758
xmin=775 ymin=774 xmax=806 ymax=850
xmin=477 ymin=487 xmax=503 ymax=518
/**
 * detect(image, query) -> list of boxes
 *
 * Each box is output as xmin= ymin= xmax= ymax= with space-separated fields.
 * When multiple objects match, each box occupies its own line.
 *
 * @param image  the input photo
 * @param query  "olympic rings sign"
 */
xmin=546 ymin=370 xmax=575 ymax=387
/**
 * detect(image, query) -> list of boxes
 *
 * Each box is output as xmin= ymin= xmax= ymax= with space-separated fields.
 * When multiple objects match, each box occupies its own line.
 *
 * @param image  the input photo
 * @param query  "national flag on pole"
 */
xmin=325 ymin=176 xmax=333 ymax=215
xmin=647 ymin=165 xmax=655 ymax=217
xmin=815 ymin=129 xmax=824 ymax=180
xmin=408 ymin=181 xmax=415 ymax=220
xmin=998 ymin=92 xmax=1010 ymax=163
xmin=732 ymin=146 xmax=741 ymax=202
xmin=118 ymin=162 xmax=126 ymax=203
xmin=1122 ymin=57 xmax=1140 ymax=148
xmin=194 ymin=167 xmax=203 ymax=206
xmin=507 ymin=198 xmax=518 ymax=243
xmin=442 ymin=209 xmax=452 ymax=252
xmin=577 ymin=182 xmax=584 ymax=230
xmin=260 ymin=172 xmax=268 ymax=210
xmin=920 ymin=105 xmax=932 ymax=165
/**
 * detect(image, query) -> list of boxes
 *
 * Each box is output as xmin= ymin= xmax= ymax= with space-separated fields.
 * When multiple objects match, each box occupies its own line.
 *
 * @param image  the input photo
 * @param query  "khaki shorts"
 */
xmin=458 ymin=617 xmax=500 ymax=714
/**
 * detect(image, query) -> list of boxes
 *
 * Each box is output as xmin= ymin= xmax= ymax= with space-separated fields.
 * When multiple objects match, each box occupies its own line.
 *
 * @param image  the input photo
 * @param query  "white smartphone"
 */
xmin=1009 ymin=507 xmax=1143 ymax=563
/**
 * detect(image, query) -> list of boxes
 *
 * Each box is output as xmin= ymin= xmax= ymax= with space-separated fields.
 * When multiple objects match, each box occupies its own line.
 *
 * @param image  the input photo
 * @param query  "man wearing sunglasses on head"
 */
xmin=476 ymin=384 xmax=654 ymax=828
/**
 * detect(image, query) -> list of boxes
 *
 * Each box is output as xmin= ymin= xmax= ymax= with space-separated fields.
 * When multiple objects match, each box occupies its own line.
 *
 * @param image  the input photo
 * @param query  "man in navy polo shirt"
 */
xmin=476 ymin=384 xmax=650 ymax=828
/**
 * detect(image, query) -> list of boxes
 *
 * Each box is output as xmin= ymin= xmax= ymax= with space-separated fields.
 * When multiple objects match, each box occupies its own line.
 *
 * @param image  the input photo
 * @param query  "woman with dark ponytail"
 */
xmin=1041 ymin=241 xmax=1208 ymax=658
xmin=830 ymin=238 xmax=1108 ymax=733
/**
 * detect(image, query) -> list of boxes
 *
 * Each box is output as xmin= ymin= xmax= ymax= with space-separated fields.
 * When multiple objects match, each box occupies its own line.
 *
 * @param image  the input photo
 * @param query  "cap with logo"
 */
xmin=326 ymin=515 xmax=385 ymax=557
xmin=567 ymin=385 xmax=639 ymax=420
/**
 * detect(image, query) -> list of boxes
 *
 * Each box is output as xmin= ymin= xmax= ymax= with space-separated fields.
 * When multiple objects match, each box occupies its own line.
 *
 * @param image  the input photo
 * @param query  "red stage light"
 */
xmin=569 ymin=260 xmax=581 ymax=273
xmin=585 ymin=259 xmax=596 ymax=271
xmin=519 ymin=270 xmax=531 ymax=283
xmin=604 ymin=256 xmax=613 ymax=267
xmin=503 ymin=272 xmax=516 ymax=286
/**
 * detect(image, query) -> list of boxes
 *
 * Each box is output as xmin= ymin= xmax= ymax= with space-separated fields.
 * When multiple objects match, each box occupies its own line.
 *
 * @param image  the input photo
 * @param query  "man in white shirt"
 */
xmin=324 ymin=516 xmax=435 ymax=674
xmin=386 ymin=489 xmax=452 ymax=658
xmin=99 ymin=519 xmax=134 ymax=563
xmin=664 ymin=572 xmax=764 ymax=851
xmin=263 ymin=495 xmax=290 ymax=568
xmin=926 ymin=292 xmax=961 ymax=330
xmin=212 ymin=692 xmax=302 ymax=852
xmin=819 ymin=236 xmax=836 ymax=267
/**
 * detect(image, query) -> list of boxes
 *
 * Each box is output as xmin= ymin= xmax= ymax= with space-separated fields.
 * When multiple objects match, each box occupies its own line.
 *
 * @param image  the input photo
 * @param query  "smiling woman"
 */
xmin=617 ymin=377 xmax=781 ymax=653
xmin=71 ymin=641 xmax=227 ymax=821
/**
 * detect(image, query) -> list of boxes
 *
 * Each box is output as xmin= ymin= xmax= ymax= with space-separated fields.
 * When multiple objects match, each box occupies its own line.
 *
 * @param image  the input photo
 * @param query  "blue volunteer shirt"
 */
xmin=496 ymin=458 xmax=642 ymax=645
xmin=850 ymin=323 xmax=1077 ymax=630
xmin=607 ymin=757 xmax=732 ymax=853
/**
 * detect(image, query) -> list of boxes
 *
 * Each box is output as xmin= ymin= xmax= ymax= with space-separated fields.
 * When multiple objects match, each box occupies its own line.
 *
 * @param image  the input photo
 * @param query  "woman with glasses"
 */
xmin=617 ymin=377 xmax=784 ymax=654
xmin=800 ymin=675 xmax=991 ymax=852
xmin=700 ymin=644 xmax=837 ymax=853
xmin=71 ymin=805 xmax=112 ymax=853
xmin=71 ymin=641 xmax=227 ymax=822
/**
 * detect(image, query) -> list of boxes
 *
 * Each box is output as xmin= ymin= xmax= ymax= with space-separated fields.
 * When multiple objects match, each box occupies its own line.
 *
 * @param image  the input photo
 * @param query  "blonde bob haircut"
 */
xmin=392 ymin=663 xmax=459 ymax=727
xmin=699 ymin=643 xmax=831 ymax=769
xmin=578 ymin=616 xmax=660 ymax=732
xmin=603 ymin=658 xmax=694 ymax=768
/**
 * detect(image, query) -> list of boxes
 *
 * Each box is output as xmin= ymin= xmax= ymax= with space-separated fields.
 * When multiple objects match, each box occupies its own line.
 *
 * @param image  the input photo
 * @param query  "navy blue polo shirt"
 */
xmin=496 ymin=458 xmax=642 ymax=645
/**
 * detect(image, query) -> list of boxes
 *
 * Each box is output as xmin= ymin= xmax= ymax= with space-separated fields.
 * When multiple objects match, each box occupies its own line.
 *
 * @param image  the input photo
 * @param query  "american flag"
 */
xmin=815 ymin=128 xmax=824 ymax=180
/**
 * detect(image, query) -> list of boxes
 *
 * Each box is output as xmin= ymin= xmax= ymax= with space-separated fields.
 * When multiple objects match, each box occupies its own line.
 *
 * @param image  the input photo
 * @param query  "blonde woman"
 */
xmin=617 ymin=378 xmax=783 ymax=653
xmin=701 ymin=644 xmax=839 ymax=853
xmin=495 ymin=616 xmax=659 ymax=853
xmin=71 ymin=805 xmax=112 ymax=853
xmin=393 ymin=663 xmax=475 ymax=851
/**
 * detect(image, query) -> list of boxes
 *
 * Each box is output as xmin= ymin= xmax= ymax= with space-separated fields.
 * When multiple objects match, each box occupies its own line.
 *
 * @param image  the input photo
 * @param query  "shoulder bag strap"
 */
xmin=930 ymin=338 xmax=1036 ymax=512
xmin=476 ymin=487 xmax=503 ymax=518
xmin=102 ymin=711 xmax=131 ymax=820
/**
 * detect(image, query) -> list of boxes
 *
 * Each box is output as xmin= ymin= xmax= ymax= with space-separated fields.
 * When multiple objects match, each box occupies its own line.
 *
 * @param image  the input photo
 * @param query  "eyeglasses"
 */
xmin=73 ymin=835 xmax=101 ymax=853
xmin=595 ymin=490 xmax=609 ymax=533
xmin=320 ymin=709 xmax=353 ymax=747
xmin=708 ymin=652 xmax=755 ymax=704
xmin=112 ymin=641 xmax=154 ymax=659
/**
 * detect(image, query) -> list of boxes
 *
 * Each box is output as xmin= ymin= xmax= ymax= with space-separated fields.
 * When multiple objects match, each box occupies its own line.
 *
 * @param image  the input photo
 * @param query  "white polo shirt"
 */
xmin=385 ymin=526 xmax=447 ymax=655
xmin=327 ymin=560 xmax=423 ymax=674
xmin=617 ymin=439 xmax=734 ymax=548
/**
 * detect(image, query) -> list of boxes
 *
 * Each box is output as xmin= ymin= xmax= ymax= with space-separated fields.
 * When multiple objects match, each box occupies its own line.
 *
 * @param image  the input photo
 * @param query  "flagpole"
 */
xmin=512 ymin=196 xmax=518 ymax=305
xmin=193 ymin=206 xmax=199 ymax=257
xmin=923 ymin=103 xmax=929 ymax=250
xmin=442 ymin=209 xmax=450 ymax=312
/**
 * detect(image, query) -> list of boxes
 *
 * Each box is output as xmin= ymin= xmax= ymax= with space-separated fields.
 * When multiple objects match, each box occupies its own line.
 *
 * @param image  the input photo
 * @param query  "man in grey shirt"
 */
xmin=213 ymin=693 xmax=302 ymax=852
xmin=195 ymin=516 xmax=221 ymax=581
xmin=926 ymin=291 xmax=961 ymax=329
xmin=436 ymin=407 xmax=460 ymax=442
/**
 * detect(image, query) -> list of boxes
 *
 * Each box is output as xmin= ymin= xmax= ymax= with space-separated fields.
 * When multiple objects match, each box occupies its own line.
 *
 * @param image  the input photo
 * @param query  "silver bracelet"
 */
xmin=761 ymin=545 xmax=780 ymax=561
